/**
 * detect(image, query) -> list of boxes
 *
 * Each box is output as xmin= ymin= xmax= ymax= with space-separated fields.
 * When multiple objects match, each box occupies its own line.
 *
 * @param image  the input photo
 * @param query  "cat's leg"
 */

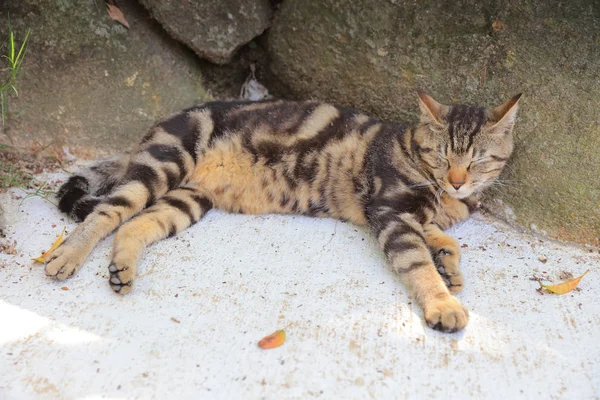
xmin=57 ymin=156 xmax=128 ymax=222
xmin=425 ymin=193 xmax=480 ymax=293
xmin=46 ymin=160 xmax=178 ymax=280
xmin=424 ymin=224 xmax=464 ymax=294
xmin=108 ymin=184 xmax=213 ymax=293
xmin=371 ymin=213 xmax=468 ymax=332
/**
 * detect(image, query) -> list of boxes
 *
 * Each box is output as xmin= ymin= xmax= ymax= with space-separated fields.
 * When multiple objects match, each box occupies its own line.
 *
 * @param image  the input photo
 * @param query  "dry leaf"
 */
xmin=61 ymin=286 xmax=69 ymax=291
xmin=539 ymin=270 xmax=589 ymax=294
xmin=258 ymin=330 xmax=286 ymax=349
xmin=107 ymin=4 xmax=130 ymax=29
xmin=492 ymin=19 xmax=506 ymax=32
xmin=32 ymin=227 xmax=66 ymax=263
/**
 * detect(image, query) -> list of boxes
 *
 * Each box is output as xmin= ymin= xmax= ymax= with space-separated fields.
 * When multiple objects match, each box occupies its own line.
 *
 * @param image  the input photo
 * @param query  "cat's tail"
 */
xmin=57 ymin=156 xmax=128 ymax=221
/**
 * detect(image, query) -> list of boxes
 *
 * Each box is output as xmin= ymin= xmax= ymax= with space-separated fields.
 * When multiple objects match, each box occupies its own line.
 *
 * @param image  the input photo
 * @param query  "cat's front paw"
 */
xmin=424 ymin=295 xmax=469 ymax=333
xmin=434 ymin=249 xmax=464 ymax=294
xmin=444 ymin=272 xmax=464 ymax=294
xmin=45 ymin=241 xmax=87 ymax=280
xmin=108 ymin=262 xmax=135 ymax=294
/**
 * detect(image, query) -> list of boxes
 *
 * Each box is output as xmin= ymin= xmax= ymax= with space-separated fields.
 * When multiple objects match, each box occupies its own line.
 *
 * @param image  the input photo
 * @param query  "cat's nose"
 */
xmin=450 ymin=181 xmax=464 ymax=190
xmin=447 ymin=168 xmax=467 ymax=191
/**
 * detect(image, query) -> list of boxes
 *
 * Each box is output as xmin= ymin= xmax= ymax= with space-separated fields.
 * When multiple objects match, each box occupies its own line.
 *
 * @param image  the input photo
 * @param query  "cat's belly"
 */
xmin=190 ymin=139 xmax=368 ymax=226
xmin=191 ymin=142 xmax=300 ymax=215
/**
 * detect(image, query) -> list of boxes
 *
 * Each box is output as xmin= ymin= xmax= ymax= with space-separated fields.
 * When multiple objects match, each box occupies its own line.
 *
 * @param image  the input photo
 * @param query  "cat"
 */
xmin=49 ymin=92 xmax=521 ymax=332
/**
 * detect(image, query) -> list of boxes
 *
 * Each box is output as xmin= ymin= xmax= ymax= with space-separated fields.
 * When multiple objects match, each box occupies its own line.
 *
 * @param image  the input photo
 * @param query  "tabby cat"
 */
xmin=49 ymin=92 xmax=521 ymax=332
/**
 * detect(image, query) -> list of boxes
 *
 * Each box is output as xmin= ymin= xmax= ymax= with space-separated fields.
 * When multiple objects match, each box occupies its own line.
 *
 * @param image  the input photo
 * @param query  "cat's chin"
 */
xmin=445 ymin=190 xmax=473 ymax=200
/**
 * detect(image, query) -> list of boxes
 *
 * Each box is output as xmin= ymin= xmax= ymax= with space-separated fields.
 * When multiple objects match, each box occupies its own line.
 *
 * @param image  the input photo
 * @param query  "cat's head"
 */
xmin=412 ymin=92 xmax=522 ymax=199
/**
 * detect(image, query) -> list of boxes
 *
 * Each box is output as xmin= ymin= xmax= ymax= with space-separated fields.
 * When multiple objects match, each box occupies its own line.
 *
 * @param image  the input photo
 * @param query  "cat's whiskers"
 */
xmin=486 ymin=179 xmax=514 ymax=188
xmin=405 ymin=181 xmax=436 ymax=190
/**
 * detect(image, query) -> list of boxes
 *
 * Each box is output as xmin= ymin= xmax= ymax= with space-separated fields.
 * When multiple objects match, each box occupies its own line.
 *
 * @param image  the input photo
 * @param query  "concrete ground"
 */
xmin=0 ymin=169 xmax=599 ymax=400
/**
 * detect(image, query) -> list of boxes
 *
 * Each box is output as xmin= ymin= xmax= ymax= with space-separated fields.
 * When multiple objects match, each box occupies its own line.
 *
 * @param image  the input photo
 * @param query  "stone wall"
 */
xmin=1 ymin=0 xmax=598 ymax=245
xmin=267 ymin=0 xmax=600 ymax=245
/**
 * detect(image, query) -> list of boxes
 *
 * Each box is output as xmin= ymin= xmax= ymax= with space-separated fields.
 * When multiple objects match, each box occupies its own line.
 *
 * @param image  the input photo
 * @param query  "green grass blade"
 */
xmin=15 ymin=29 xmax=30 ymax=66
xmin=0 ymin=91 xmax=6 ymax=126
xmin=9 ymin=30 xmax=15 ymax=64
xmin=1 ymin=24 xmax=31 ymax=126
xmin=15 ymin=50 xmax=29 ymax=76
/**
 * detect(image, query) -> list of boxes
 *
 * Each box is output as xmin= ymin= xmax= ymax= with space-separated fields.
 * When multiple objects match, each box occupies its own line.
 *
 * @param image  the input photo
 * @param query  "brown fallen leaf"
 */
xmin=32 ymin=227 xmax=66 ymax=263
xmin=258 ymin=330 xmax=286 ymax=349
xmin=107 ymin=4 xmax=130 ymax=29
xmin=539 ymin=270 xmax=589 ymax=294
xmin=492 ymin=19 xmax=506 ymax=32
xmin=61 ymin=286 xmax=69 ymax=291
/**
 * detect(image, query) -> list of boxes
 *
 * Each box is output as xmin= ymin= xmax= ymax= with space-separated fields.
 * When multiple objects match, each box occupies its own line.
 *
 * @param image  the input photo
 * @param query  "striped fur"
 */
xmin=49 ymin=93 xmax=521 ymax=332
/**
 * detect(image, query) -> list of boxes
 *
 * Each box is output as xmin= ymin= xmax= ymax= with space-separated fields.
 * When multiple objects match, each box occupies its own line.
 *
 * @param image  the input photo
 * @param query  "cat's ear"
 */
xmin=417 ymin=91 xmax=447 ymax=126
xmin=488 ymin=93 xmax=522 ymax=134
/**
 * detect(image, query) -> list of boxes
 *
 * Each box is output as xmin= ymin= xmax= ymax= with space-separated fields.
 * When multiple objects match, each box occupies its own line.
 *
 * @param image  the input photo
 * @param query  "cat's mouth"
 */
xmin=441 ymin=183 xmax=474 ymax=199
xmin=447 ymin=190 xmax=472 ymax=199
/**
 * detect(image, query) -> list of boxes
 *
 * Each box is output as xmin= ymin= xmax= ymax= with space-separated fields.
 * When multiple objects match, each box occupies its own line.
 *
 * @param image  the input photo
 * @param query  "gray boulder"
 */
xmin=267 ymin=0 xmax=600 ymax=246
xmin=139 ymin=0 xmax=272 ymax=65
xmin=0 ymin=0 xmax=212 ymax=153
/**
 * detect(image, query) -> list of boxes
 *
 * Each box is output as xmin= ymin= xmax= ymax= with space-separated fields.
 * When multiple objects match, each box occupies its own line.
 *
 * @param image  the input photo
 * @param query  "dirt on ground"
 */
xmin=0 ymin=145 xmax=65 ymax=191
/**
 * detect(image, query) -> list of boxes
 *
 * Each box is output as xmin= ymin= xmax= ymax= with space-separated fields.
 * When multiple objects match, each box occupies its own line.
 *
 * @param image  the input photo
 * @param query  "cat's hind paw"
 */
xmin=108 ymin=263 xmax=134 ymax=294
xmin=45 ymin=242 xmax=87 ymax=280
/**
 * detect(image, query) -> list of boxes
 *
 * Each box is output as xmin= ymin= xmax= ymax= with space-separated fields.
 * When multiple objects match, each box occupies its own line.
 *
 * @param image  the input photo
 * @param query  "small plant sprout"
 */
xmin=1 ymin=25 xmax=31 ymax=126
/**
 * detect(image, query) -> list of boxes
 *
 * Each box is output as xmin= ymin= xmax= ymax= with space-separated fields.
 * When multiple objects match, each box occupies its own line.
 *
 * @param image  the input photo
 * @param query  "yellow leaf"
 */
xmin=106 ymin=4 xmax=130 ymax=29
xmin=32 ymin=227 xmax=66 ymax=263
xmin=539 ymin=270 xmax=589 ymax=294
xmin=258 ymin=330 xmax=286 ymax=349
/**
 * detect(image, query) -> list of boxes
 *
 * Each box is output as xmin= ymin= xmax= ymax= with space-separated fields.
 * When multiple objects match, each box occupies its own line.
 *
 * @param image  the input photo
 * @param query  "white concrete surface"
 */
xmin=0 ymin=171 xmax=599 ymax=400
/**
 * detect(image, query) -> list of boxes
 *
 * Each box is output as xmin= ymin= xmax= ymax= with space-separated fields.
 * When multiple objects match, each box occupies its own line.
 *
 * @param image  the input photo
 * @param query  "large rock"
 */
xmin=0 ymin=0 xmax=214 ymax=154
xmin=268 ymin=0 xmax=600 ymax=246
xmin=139 ymin=0 xmax=272 ymax=65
